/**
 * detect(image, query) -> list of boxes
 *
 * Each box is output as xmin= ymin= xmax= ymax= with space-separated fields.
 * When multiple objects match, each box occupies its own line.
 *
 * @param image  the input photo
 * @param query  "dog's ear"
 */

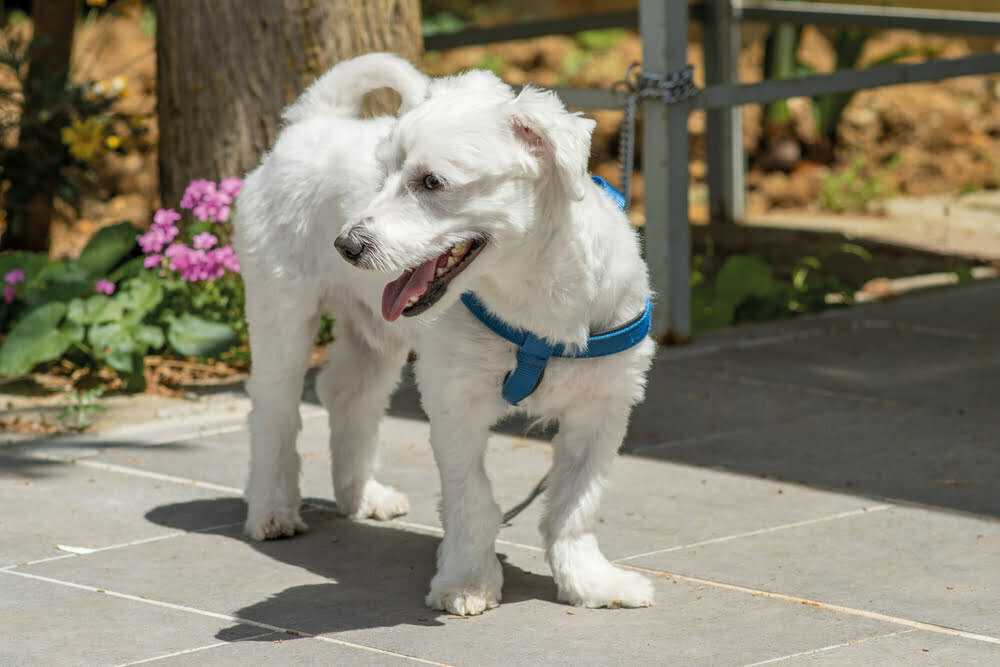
xmin=509 ymin=87 xmax=596 ymax=201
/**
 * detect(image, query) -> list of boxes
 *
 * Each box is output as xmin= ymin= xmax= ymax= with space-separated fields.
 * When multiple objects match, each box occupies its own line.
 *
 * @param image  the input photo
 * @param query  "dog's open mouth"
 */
xmin=381 ymin=237 xmax=487 ymax=322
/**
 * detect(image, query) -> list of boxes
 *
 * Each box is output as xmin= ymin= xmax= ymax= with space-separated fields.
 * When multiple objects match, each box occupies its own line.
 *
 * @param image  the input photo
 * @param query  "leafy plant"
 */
xmin=575 ymin=28 xmax=626 ymax=53
xmin=760 ymin=18 xmax=941 ymax=159
xmin=58 ymin=385 xmax=107 ymax=431
xmin=819 ymin=155 xmax=900 ymax=213
xmin=691 ymin=251 xmax=854 ymax=334
xmin=0 ymin=178 xmax=246 ymax=389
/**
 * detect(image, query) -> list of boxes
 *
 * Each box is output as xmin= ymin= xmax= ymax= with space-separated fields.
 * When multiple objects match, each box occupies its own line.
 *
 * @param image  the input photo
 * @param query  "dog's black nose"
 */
xmin=335 ymin=230 xmax=368 ymax=264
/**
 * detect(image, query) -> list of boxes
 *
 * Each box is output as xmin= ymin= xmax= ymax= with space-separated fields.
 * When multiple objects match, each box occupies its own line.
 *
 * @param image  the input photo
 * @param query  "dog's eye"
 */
xmin=422 ymin=173 xmax=443 ymax=191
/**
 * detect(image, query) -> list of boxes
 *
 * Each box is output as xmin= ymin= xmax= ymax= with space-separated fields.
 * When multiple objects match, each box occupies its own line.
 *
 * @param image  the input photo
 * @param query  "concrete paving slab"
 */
xmin=634 ymin=401 xmax=1000 ymax=517
xmin=15 ymin=505 xmax=909 ymax=666
xmin=0 ymin=571 xmax=265 ymax=666
xmin=847 ymin=279 xmax=1000 ymax=337
xmin=668 ymin=322 xmax=1000 ymax=415
xmin=320 ymin=552 xmax=902 ymax=667
xmin=631 ymin=505 xmax=1000 ymax=637
xmin=627 ymin=363 xmax=875 ymax=451
xmin=143 ymin=633 xmax=421 ymax=666
xmin=53 ymin=410 xmax=887 ymax=564
xmin=0 ymin=450 xmax=238 ymax=566
xmin=20 ymin=512 xmax=439 ymax=631
xmin=770 ymin=628 xmax=1000 ymax=666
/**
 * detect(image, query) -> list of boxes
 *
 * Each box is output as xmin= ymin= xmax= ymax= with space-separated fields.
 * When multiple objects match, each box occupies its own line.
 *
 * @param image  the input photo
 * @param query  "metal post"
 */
xmin=703 ymin=0 xmax=745 ymax=223
xmin=641 ymin=0 xmax=691 ymax=342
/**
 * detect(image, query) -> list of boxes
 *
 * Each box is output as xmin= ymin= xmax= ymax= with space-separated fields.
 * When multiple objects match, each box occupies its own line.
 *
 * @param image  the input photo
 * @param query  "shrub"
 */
xmin=0 ymin=178 xmax=245 ymax=390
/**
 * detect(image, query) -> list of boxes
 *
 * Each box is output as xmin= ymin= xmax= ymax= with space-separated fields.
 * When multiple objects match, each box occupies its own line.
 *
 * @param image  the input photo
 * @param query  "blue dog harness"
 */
xmin=461 ymin=176 xmax=653 ymax=406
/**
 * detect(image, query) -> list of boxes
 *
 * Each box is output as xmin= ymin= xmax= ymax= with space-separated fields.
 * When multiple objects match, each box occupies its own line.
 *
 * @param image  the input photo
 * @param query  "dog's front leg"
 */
xmin=542 ymin=404 xmax=654 ymax=608
xmin=423 ymin=409 xmax=505 ymax=616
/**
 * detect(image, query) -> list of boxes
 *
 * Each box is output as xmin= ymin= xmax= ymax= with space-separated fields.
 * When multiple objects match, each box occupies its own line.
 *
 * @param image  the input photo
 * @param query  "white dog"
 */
xmin=236 ymin=53 xmax=655 ymax=616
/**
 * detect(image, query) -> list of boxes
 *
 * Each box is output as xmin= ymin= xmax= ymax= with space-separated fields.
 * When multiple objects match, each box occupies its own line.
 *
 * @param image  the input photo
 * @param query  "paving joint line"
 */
xmin=619 ymin=563 xmax=1000 ymax=646
xmin=742 ymin=628 xmax=919 ymax=666
xmin=118 ymin=632 xmax=277 ymax=666
xmin=683 ymin=367 xmax=900 ymax=406
xmin=614 ymin=504 xmax=894 ymax=562
xmin=2 ymin=569 xmax=452 ymax=666
xmin=24 ymin=452 xmax=245 ymax=494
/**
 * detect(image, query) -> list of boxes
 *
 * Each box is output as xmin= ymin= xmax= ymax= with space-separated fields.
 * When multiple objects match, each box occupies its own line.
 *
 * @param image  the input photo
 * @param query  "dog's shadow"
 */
xmin=145 ymin=497 xmax=555 ymax=640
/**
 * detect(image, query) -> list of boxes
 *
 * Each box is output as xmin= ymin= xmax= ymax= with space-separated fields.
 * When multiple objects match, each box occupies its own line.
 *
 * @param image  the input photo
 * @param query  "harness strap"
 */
xmin=460 ymin=176 xmax=651 ymax=406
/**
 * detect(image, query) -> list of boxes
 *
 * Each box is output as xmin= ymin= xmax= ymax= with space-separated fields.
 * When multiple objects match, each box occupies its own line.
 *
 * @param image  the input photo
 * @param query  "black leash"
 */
xmin=501 ymin=472 xmax=549 ymax=527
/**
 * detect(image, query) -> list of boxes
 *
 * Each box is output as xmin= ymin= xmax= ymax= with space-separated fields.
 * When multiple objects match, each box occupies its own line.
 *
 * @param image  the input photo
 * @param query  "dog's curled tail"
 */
xmin=282 ymin=52 xmax=429 ymax=123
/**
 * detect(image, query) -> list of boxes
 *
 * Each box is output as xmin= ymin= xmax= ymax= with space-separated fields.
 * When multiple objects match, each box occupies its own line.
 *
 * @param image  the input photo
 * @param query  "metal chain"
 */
xmin=616 ymin=63 xmax=699 ymax=211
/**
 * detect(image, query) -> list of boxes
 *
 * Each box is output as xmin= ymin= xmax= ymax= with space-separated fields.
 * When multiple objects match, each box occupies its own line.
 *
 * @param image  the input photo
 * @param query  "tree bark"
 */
xmin=0 ymin=0 xmax=78 ymax=252
xmin=155 ymin=0 xmax=423 ymax=209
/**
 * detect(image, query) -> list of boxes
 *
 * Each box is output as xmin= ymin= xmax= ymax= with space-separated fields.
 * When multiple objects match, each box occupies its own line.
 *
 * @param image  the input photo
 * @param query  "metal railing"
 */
xmin=425 ymin=1 xmax=1000 ymax=342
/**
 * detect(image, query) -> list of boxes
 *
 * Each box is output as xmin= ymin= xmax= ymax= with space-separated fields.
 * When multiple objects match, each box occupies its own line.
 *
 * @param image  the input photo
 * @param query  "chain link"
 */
xmin=616 ymin=63 xmax=698 ymax=211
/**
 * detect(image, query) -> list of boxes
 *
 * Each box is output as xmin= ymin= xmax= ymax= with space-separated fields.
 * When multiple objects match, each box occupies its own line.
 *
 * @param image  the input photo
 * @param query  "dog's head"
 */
xmin=334 ymin=70 xmax=596 ymax=322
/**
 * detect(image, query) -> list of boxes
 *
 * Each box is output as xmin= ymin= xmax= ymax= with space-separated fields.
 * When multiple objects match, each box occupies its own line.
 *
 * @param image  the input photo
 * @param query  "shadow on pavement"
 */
xmin=623 ymin=363 xmax=1000 ymax=520
xmin=144 ymin=497 xmax=555 ymax=640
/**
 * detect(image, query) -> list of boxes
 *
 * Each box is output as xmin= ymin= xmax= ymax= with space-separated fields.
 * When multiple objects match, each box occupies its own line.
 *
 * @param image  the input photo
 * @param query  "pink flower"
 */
xmin=180 ymin=179 xmax=215 ymax=210
xmin=95 ymin=279 xmax=115 ymax=295
xmin=219 ymin=177 xmax=243 ymax=198
xmin=210 ymin=245 xmax=240 ymax=273
xmin=137 ymin=223 xmax=179 ymax=254
xmin=153 ymin=208 xmax=181 ymax=227
xmin=3 ymin=284 xmax=15 ymax=303
xmin=143 ymin=254 xmax=162 ymax=268
xmin=4 ymin=269 xmax=25 ymax=285
xmin=192 ymin=232 xmax=218 ymax=250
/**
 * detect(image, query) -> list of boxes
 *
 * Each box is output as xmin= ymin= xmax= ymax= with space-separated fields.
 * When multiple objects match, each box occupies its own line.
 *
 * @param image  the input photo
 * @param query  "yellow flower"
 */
xmin=61 ymin=117 xmax=106 ymax=161
xmin=109 ymin=76 xmax=129 ymax=98
xmin=105 ymin=135 xmax=120 ymax=149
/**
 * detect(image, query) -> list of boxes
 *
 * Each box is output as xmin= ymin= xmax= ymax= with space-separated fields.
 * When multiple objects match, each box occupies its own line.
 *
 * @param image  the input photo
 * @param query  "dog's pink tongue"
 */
xmin=382 ymin=258 xmax=438 ymax=322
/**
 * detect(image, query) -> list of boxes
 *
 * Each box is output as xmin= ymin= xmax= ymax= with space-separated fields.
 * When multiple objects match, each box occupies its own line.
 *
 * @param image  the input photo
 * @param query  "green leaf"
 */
xmin=955 ymin=265 xmax=974 ymax=285
xmin=133 ymin=324 xmax=165 ymax=349
xmin=0 ymin=252 xmax=47 ymax=283
xmin=167 ymin=314 xmax=237 ymax=357
xmin=107 ymin=255 xmax=146 ymax=283
xmin=66 ymin=294 xmax=123 ymax=325
xmin=0 ymin=302 xmax=73 ymax=376
xmin=60 ymin=319 xmax=85 ymax=343
xmin=714 ymin=255 xmax=775 ymax=307
xmin=117 ymin=278 xmax=163 ymax=315
xmin=75 ymin=222 xmax=140 ymax=279
xmin=839 ymin=243 xmax=872 ymax=263
xmin=88 ymin=321 xmax=136 ymax=373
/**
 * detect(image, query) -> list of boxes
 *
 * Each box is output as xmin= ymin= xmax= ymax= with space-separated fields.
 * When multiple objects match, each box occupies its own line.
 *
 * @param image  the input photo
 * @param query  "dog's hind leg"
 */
xmin=244 ymin=300 xmax=319 ymax=541
xmin=541 ymin=404 xmax=654 ymax=608
xmin=316 ymin=317 xmax=410 ymax=520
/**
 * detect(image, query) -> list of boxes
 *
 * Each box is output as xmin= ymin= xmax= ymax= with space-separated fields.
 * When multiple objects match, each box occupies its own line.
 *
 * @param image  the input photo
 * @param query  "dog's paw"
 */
xmin=425 ymin=557 xmax=503 ymax=616
xmin=244 ymin=507 xmax=309 ymax=541
xmin=557 ymin=565 xmax=654 ymax=609
xmin=426 ymin=588 xmax=501 ymax=616
xmin=339 ymin=479 xmax=409 ymax=521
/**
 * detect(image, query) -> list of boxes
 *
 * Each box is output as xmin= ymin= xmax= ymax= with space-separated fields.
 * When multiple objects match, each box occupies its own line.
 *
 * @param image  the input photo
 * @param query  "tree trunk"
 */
xmin=155 ymin=0 xmax=423 ymax=210
xmin=0 ymin=0 xmax=78 ymax=252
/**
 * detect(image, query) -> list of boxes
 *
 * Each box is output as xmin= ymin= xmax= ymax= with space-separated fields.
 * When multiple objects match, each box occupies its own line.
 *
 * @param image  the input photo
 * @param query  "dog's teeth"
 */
xmin=436 ymin=267 xmax=446 ymax=278
xmin=445 ymin=256 xmax=459 ymax=268
xmin=406 ymin=295 xmax=419 ymax=307
xmin=451 ymin=240 xmax=471 ymax=256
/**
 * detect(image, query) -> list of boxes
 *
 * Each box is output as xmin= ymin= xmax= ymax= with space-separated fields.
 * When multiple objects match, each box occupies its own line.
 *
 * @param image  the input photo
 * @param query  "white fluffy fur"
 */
xmin=237 ymin=54 xmax=655 ymax=616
